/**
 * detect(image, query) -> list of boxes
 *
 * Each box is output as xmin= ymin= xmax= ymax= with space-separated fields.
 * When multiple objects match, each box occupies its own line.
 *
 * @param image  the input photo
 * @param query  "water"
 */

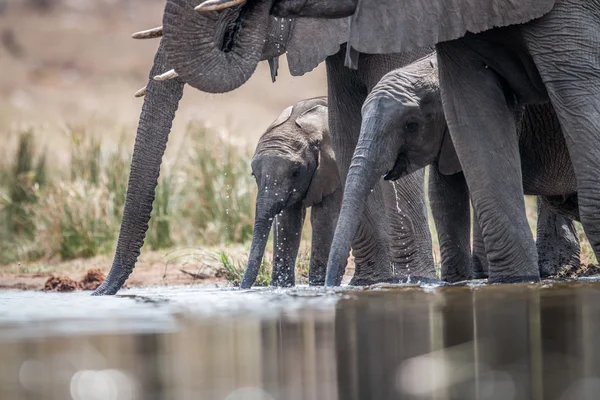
xmin=1 ymin=281 xmax=600 ymax=399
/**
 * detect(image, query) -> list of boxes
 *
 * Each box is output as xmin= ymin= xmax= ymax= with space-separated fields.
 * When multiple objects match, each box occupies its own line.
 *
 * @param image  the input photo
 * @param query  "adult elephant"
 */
xmin=92 ymin=0 xmax=435 ymax=295
xmin=273 ymin=0 xmax=600 ymax=285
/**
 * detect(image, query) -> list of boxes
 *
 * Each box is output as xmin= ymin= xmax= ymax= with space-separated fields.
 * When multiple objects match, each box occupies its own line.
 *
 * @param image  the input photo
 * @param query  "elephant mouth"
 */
xmin=384 ymin=153 xmax=409 ymax=181
xmin=221 ymin=2 xmax=251 ymax=52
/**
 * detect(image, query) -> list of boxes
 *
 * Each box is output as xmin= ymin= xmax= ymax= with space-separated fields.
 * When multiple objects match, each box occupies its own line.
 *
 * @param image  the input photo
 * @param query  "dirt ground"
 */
xmin=0 ymin=245 xmax=356 ymax=291
xmin=0 ymin=246 xmax=239 ymax=291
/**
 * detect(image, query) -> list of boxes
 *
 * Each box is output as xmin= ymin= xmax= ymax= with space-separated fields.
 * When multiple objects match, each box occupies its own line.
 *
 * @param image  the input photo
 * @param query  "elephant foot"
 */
xmin=395 ymin=276 xmax=448 ymax=286
xmin=487 ymin=275 xmax=541 ymax=284
xmin=440 ymin=272 xmax=473 ymax=284
xmin=539 ymin=255 xmax=580 ymax=279
xmin=348 ymin=276 xmax=397 ymax=286
xmin=270 ymin=280 xmax=295 ymax=288
xmin=448 ymin=279 xmax=488 ymax=287
xmin=472 ymin=272 xmax=489 ymax=280
xmin=349 ymin=276 xmax=448 ymax=286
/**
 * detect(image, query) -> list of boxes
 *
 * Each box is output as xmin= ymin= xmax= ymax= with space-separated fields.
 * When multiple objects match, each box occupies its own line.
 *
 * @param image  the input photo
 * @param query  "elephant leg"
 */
xmin=536 ymin=197 xmax=580 ymax=277
xmin=428 ymin=167 xmax=472 ymax=282
xmin=540 ymin=194 xmax=580 ymax=222
xmin=436 ymin=40 xmax=539 ymax=283
xmin=385 ymin=169 xmax=436 ymax=279
xmin=309 ymin=189 xmax=342 ymax=285
xmin=471 ymin=210 xmax=489 ymax=279
xmin=523 ymin=2 xmax=600 ymax=265
xmin=271 ymin=202 xmax=306 ymax=287
xmin=326 ymin=48 xmax=393 ymax=284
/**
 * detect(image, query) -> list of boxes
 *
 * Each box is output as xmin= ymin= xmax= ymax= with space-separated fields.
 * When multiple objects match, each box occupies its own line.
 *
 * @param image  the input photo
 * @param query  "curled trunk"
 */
xmin=92 ymin=40 xmax=184 ymax=295
xmin=163 ymin=0 xmax=275 ymax=93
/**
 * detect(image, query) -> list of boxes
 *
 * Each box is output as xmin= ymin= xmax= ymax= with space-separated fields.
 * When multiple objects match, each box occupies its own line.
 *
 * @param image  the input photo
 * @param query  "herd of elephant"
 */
xmin=93 ymin=0 xmax=600 ymax=295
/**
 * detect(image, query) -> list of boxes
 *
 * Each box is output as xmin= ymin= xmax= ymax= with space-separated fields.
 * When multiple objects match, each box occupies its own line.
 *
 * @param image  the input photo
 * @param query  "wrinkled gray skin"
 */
xmin=274 ymin=0 xmax=600 ymax=285
xmin=331 ymin=54 xmax=580 ymax=283
xmin=243 ymin=97 xmax=342 ymax=288
xmin=93 ymin=0 xmax=435 ymax=295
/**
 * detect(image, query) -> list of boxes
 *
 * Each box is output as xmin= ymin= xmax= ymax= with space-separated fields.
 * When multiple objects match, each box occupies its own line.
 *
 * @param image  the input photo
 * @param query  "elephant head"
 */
xmin=93 ymin=0 xmax=348 ymax=295
xmin=242 ymin=97 xmax=340 ymax=288
xmin=326 ymin=54 xmax=461 ymax=286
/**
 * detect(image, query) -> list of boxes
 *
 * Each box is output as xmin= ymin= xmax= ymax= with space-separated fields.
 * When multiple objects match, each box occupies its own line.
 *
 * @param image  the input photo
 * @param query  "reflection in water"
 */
xmin=1 ymin=282 xmax=600 ymax=399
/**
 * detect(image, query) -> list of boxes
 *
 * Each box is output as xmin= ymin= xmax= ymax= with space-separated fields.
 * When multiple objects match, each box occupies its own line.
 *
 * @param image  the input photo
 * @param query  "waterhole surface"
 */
xmin=1 ymin=281 xmax=600 ymax=400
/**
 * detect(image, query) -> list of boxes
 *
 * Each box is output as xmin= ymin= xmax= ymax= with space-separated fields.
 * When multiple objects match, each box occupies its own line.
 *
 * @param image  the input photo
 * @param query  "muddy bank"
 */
xmin=0 ymin=246 xmax=357 ymax=291
xmin=0 ymin=248 xmax=238 ymax=291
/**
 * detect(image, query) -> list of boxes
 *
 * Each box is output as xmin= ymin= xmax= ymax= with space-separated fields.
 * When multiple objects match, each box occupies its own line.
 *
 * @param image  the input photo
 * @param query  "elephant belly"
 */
xmin=521 ymin=165 xmax=577 ymax=197
xmin=460 ymin=27 xmax=549 ymax=105
xmin=518 ymin=103 xmax=577 ymax=197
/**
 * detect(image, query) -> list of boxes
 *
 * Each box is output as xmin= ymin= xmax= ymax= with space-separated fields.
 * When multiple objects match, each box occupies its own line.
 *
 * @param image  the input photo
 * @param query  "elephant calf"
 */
xmin=328 ymin=53 xmax=581 ymax=283
xmin=242 ymin=97 xmax=342 ymax=288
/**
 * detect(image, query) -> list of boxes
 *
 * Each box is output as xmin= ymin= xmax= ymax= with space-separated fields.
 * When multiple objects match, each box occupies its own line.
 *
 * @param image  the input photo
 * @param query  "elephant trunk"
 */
xmin=92 ymin=40 xmax=184 ymax=295
xmin=240 ymin=196 xmax=281 ymax=289
xmin=163 ymin=0 xmax=275 ymax=93
xmin=325 ymin=117 xmax=389 ymax=286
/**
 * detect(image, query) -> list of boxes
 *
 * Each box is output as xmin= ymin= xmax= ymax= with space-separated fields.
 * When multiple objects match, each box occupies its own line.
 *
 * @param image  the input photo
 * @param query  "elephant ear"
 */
xmin=286 ymin=17 xmax=349 ymax=76
xmin=296 ymin=105 xmax=341 ymax=207
xmin=438 ymin=128 xmax=462 ymax=176
xmin=347 ymin=0 xmax=555 ymax=57
xmin=266 ymin=105 xmax=294 ymax=132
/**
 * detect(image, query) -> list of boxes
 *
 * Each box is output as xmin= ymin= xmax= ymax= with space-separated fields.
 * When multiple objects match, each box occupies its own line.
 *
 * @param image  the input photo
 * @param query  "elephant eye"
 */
xmin=290 ymin=169 xmax=301 ymax=179
xmin=404 ymin=121 xmax=419 ymax=133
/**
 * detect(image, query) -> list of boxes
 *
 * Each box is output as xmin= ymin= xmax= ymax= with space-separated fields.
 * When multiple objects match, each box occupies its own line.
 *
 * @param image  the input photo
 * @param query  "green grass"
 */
xmin=0 ymin=123 xmax=259 ymax=265
xmin=213 ymin=250 xmax=272 ymax=287
xmin=212 ymin=246 xmax=313 ymax=287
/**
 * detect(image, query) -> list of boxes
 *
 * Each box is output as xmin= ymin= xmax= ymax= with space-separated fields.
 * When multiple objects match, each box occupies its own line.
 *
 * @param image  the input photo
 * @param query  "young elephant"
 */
xmin=242 ymin=97 xmax=342 ymax=288
xmin=327 ymin=53 xmax=581 ymax=284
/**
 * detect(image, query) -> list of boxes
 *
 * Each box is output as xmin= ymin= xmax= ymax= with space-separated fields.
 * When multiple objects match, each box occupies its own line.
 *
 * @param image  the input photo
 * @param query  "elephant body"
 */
xmin=331 ymin=53 xmax=581 ymax=283
xmin=244 ymin=97 xmax=342 ymax=287
xmin=272 ymin=0 xmax=600 ymax=285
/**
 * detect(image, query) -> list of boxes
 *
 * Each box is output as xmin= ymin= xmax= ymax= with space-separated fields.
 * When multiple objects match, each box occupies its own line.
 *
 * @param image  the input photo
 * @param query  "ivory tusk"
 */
xmin=134 ymin=86 xmax=147 ymax=98
xmin=195 ymin=0 xmax=245 ymax=12
xmin=153 ymin=69 xmax=179 ymax=81
xmin=131 ymin=26 xmax=163 ymax=39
